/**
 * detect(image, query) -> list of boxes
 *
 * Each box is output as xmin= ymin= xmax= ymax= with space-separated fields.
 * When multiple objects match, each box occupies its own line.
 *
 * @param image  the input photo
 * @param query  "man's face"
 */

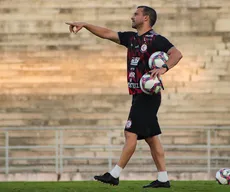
xmin=131 ymin=8 xmax=146 ymax=29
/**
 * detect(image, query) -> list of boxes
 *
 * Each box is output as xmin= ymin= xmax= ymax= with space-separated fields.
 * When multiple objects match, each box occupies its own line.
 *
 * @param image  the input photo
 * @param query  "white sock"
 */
xmin=109 ymin=165 xmax=123 ymax=178
xmin=157 ymin=171 xmax=169 ymax=182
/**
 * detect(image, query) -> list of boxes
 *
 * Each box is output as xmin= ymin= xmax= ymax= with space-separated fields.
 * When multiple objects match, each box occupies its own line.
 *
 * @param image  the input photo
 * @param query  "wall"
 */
xmin=0 ymin=0 xmax=230 ymax=180
xmin=0 ymin=0 xmax=230 ymax=127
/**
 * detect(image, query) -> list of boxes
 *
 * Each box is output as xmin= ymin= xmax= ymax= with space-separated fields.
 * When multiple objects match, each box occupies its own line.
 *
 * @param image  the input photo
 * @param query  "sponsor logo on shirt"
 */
xmin=128 ymin=82 xmax=140 ymax=88
xmin=145 ymin=34 xmax=154 ymax=38
xmin=130 ymin=57 xmax=140 ymax=66
xmin=130 ymin=67 xmax=135 ymax=71
xmin=129 ymin=72 xmax=135 ymax=78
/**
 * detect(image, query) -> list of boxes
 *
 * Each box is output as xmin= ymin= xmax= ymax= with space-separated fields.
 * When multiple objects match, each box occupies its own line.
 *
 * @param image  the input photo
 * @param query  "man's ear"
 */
xmin=144 ymin=15 xmax=149 ymax=22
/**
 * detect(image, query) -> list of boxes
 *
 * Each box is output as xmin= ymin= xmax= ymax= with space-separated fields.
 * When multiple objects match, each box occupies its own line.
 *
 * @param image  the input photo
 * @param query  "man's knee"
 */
xmin=155 ymin=147 xmax=165 ymax=157
xmin=145 ymin=135 xmax=157 ymax=145
xmin=145 ymin=136 xmax=165 ymax=155
xmin=125 ymin=131 xmax=137 ymax=147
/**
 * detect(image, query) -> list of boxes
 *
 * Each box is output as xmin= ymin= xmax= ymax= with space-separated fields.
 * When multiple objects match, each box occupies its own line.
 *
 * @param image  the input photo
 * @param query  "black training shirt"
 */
xmin=118 ymin=29 xmax=174 ymax=95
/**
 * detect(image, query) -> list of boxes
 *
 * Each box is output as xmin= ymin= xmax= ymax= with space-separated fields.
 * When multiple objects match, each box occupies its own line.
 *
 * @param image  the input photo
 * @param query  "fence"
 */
xmin=0 ymin=126 xmax=230 ymax=180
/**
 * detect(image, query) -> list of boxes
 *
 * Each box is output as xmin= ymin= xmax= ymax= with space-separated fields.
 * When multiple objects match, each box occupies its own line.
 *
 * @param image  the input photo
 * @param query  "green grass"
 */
xmin=0 ymin=181 xmax=229 ymax=192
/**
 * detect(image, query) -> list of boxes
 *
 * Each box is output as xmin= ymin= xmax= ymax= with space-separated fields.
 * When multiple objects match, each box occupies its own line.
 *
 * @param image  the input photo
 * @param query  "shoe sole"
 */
xmin=94 ymin=178 xmax=118 ymax=186
xmin=143 ymin=186 xmax=171 ymax=188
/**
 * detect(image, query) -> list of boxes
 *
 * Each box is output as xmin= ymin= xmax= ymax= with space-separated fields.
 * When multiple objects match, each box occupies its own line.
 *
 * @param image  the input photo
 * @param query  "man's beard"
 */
xmin=132 ymin=22 xmax=137 ymax=29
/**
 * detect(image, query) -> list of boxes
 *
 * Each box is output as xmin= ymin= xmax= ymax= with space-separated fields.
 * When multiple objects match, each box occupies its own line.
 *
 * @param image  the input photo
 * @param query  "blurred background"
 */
xmin=0 ymin=0 xmax=230 ymax=182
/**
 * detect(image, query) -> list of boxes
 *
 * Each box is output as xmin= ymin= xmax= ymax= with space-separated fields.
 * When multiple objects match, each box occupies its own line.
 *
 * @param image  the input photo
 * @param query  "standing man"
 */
xmin=66 ymin=5 xmax=182 ymax=188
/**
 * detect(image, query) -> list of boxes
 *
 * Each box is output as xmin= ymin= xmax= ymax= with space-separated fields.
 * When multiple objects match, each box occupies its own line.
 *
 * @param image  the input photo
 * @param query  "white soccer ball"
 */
xmin=216 ymin=168 xmax=230 ymax=185
xmin=149 ymin=51 xmax=169 ymax=69
xmin=140 ymin=73 xmax=162 ymax=95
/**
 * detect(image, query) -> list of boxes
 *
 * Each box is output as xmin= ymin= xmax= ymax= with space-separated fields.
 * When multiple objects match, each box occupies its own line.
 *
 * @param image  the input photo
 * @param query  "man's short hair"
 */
xmin=137 ymin=6 xmax=157 ymax=27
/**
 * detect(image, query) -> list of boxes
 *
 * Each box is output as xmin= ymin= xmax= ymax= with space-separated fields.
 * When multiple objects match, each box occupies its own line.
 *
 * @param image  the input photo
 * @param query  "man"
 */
xmin=66 ymin=5 xmax=182 ymax=188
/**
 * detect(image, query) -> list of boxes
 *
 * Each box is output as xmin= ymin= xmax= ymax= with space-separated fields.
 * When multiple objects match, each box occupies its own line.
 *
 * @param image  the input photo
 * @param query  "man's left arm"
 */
xmin=163 ymin=47 xmax=183 ymax=72
xmin=150 ymin=47 xmax=183 ymax=78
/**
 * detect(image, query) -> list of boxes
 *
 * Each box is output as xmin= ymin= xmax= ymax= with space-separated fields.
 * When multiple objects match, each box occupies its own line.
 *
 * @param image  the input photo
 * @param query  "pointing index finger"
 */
xmin=65 ymin=22 xmax=73 ymax=25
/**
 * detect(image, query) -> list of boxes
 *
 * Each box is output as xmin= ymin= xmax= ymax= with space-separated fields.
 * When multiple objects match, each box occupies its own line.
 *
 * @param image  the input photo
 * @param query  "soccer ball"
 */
xmin=216 ymin=168 xmax=230 ymax=185
xmin=149 ymin=51 xmax=169 ymax=69
xmin=140 ymin=73 xmax=162 ymax=95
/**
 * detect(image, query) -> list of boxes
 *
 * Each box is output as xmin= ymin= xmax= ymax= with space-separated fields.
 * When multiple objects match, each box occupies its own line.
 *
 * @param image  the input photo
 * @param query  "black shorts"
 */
xmin=124 ymin=93 xmax=161 ymax=140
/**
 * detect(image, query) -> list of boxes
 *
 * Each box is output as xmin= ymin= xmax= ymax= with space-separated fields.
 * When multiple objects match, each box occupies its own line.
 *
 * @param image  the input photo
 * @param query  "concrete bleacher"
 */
xmin=0 ymin=93 xmax=229 ymax=127
xmin=1 ymin=127 xmax=230 ymax=181
xmin=0 ymin=0 xmax=230 ymax=180
xmin=1 ymin=136 xmax=229 ymax=178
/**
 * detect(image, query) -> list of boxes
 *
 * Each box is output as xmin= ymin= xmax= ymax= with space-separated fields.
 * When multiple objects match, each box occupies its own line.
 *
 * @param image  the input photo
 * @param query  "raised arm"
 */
xmin=65 ymin=22 xmax=120 ymax=44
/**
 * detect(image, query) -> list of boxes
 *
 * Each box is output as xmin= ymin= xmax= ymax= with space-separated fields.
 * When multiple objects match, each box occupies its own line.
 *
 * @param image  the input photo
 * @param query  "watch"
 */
xmin=162 ymin=64 xmax=169 ymax=71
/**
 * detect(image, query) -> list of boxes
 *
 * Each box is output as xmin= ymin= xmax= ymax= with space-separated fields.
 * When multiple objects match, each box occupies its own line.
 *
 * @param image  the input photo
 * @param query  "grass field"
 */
xmin=0 ymin=181 xmax=229 ymax=192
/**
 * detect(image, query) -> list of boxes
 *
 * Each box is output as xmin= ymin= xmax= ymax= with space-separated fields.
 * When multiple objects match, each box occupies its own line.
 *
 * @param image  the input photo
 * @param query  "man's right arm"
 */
xmin=65 ymin=22 xmax=120 ymax=44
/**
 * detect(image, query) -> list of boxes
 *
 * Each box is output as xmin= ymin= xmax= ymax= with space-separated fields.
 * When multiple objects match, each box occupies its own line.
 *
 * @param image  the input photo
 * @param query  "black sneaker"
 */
xmin=94 ymin=172 xmax=119 ymax=186
xmin=143 ymin=180 xmax=171 ymax=188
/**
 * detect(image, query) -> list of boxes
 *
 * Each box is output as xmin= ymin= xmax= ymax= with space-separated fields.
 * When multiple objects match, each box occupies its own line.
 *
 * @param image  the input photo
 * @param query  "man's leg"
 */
xmin=143 ymin=135 xmax=170 ymax=188
xmin=117 ymin=131 xmax=137 ymax=168
xmin=145 ymin=135 xmax=166 ymax=171
xmin=94 ymin=131 xmax=137 ymax=185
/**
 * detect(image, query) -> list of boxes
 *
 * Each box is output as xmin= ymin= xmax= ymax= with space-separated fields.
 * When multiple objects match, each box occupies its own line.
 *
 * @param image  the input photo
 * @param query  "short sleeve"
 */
xmin=154 ymin=35 xmax=174 ymax=53
xmin=118 ymin=31 xmax=136 ymax=48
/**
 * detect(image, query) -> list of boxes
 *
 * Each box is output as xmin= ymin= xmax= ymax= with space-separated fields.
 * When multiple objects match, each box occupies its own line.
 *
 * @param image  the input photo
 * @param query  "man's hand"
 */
xmin=65 ymin=22 xmax=120 ymax=44
xmin=65 ymin=22 xmax=86 ymax=33
xmin=149 ymin=67 xmax=167 ymax=79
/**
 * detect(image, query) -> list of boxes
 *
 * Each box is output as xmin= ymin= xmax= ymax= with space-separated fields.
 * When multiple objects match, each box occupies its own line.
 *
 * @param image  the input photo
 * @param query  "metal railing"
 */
xmin=0 ymin=126 xmax=230 ymax=179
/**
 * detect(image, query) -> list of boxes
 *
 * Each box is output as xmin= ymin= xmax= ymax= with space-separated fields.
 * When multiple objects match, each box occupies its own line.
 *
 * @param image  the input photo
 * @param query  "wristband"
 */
xmin=162 ymin=64 xmax=169 ymax=71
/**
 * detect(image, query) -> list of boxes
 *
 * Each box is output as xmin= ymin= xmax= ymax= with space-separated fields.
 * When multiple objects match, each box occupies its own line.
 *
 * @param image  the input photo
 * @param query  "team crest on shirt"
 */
xmin=141 ymin=43 xmax=147 ymax=53
xmin=125 ymin=119 xmax=132 ymax=129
